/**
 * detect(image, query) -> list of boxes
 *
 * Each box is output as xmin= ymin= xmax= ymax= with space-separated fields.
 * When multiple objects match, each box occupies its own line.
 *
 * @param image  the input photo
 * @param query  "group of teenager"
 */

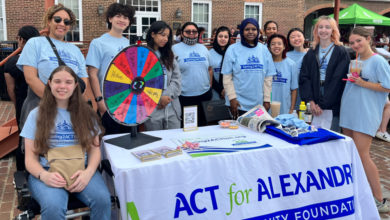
xmin=4 ymin=2 xmax=390 ymax=219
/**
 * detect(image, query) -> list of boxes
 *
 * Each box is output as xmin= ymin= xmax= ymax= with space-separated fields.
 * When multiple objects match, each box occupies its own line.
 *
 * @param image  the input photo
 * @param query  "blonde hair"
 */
xmin=312 ymin=16 xmax=341 ymax=48
xmin=42 ymin=4 xmax=76 ymax=29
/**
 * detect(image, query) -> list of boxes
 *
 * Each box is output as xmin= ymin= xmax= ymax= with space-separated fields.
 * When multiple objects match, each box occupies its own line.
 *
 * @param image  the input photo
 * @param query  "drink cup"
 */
xmin=270 ymin=101 xmax=281 ymax=118
xmin=349 ymin=60 xmax=363 ymax=78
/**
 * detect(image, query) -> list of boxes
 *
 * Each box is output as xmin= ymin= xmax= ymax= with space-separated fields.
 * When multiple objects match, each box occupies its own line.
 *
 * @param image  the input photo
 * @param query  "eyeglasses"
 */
xmin=53 ymin=16 xmax=71 ymax=26
xmin=184 ymin=30 xmax=198 ymax=35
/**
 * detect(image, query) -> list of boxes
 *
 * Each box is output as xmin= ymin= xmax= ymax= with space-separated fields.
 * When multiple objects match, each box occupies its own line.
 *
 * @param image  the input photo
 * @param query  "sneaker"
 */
xmin=375 ymin=198 xmax=390 ymax=213
xmin=376 ymin=131 xmax=390 ymax=142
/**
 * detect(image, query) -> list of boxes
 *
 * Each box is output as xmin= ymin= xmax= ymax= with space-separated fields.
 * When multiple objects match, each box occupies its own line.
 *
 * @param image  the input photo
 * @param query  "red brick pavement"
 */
xmin=1 ymin=100 xmax=390 ymax=219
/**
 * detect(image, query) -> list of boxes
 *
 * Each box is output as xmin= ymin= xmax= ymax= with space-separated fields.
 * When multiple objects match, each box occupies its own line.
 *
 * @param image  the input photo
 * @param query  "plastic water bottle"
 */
xmin=299 ymin=101 xmax=306 ymax=120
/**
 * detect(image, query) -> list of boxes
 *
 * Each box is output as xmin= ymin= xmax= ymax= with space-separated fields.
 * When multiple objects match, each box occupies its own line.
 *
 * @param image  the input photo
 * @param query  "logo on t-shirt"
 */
xmin=184 ymin=51 xmax=206 ymax=62
xmin=273 ymin=69 xmax=287 ymax=83
xmin=240 ymin=55 xmax=263 ymax=70
xmin=50 ymin=120 xmax=76 ymax=144
xmin=214 ymin=67 xmax=221 ymax=73
xmin=49 ymin=50 xmax=78 ymax=66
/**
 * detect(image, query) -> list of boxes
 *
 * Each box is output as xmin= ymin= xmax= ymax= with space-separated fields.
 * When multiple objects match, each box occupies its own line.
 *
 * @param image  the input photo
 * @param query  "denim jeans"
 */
xmin=28 ymin=171 xmax=111 ymax=220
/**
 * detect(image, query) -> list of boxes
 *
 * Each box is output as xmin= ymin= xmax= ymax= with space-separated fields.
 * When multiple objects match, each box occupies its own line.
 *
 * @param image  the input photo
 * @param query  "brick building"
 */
xmin=1 ymin=0 xmax=389 ymax=43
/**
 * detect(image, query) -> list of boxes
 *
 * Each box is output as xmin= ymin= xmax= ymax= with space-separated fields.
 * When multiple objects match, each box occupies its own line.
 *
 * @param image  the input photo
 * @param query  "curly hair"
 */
xmin=34 ymin=66 xmax=104 ymax=154
xmin=105 ymin=3 xmax=135 ymax=30
xmin=42 ymin=4 xmax=76 ymax=29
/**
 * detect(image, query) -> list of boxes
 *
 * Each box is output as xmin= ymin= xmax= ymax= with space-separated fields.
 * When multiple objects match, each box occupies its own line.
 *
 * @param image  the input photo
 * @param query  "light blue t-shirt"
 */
xmin=209 ymin=48 xmax=223 ymax=100
xmin=340 ymin=54 xmax=390 ymax=136
xmin=86 ymin=33 xmax=129 ymax=89
xmin=222 ymin=42 xmax=276 ymax=111
xmin=272 ymin=58 xmax=298 ymax=114
xmin=287 ymin=50 xmax=307 ymax=109
xmin=318 ymin=43 xmax=335 ymax=81
xmin=172 ymin=42 xmax=210 ymax=96
xmin=17 ymin=36 xmax=88 ymax=84
xmin=20 ymin=107 xmax=79 ymax=167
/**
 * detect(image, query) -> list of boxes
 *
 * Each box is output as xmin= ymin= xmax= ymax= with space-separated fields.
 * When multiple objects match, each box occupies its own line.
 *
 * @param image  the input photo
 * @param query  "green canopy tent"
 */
xmin=313 ymin=3 xmax=390 ymax=26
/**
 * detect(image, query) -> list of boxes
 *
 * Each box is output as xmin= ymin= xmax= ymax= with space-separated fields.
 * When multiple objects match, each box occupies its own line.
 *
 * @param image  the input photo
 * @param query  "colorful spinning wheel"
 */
xmin=103 ymin=45 xmax=164 ymax=126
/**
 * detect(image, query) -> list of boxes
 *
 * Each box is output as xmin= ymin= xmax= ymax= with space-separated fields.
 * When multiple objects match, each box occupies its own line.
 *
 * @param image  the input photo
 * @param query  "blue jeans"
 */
xmin=28 ymin=171 xmax=111 ymax=220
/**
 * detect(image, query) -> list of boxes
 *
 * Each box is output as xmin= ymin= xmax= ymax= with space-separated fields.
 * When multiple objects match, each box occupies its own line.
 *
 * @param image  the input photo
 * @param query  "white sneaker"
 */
xmin=376 ymin=131 xmax=390 ymax=142
xmin=376 ymin=198 xmax=390 ymax=213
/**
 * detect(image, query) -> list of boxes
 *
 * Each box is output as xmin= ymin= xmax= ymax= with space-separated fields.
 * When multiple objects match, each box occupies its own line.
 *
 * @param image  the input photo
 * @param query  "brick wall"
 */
xmin=6 ymin=0 xmax=45 ymax=40
xmin=4 ymin=0 xmax=390 ymax=41
xmin=263 ymin=0 xmax=305 ymax=35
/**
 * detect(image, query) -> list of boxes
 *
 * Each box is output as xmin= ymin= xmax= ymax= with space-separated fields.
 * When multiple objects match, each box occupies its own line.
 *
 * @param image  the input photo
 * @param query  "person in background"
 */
xmin=268 ymin=34 xmax=298 ymax=114
xmin=21 ymin=66 xmax=111 ymax=219
xmin=144 ymin=21 xmax=181 ymax=130
xmin=262 ymin=20 xmax=278 ymax=43
xmin=222 ymin=18 xmax=276 ymax=119
xmin=198 ymin=27 xmax=205 ymax=44
xmin=209 ymin=26 xmax=231 ymax=100
xmin=172 ymin=22 xmax=212 ymax=126
xmin=299 ymin=16 xmax=350 ymax=132
xmin=17 ymin=4 xmax=88 ymax=132
xmin=376 ymin=101 xmax=390 ymax=142
xmin=86 ymin=2 xmax=135 ymax=135
xmin=340 ymin=26 xmax=390 ymax=213
xmin=286 ymin=28 xmax=308 ymax=110
xmin=174 ymin=28 xmax=181 ymax=43
xmin=4 ymin=25 xmax=40 ymax=171
xmin=380 ymin=33 xmax=389 ymax=50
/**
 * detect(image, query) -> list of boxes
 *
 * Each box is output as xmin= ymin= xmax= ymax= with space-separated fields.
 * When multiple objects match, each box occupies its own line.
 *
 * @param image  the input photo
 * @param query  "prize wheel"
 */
xmin=103 ymin=45 xmax=164 ymax=126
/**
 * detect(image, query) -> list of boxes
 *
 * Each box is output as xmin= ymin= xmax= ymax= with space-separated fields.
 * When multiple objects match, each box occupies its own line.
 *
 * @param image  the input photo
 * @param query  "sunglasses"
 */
xmin=184 ymin=30 xmax=198 ymax=35
xmin=53 ymin=16 xmax=71 ymax=26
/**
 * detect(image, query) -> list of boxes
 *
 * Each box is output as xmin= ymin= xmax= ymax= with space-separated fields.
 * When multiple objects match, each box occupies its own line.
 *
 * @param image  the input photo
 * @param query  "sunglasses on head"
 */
xmin=184 ymin=30 xmax=198 ymax=34
xmin=53 ymin=16 xmax=71 ymax=26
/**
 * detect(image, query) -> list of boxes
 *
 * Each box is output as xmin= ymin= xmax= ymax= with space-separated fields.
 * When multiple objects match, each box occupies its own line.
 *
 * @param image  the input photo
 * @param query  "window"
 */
xmin=192 ymin=0 xmax=212 ymax=38
xmin=0 ymin=0 xmax=6 ymax=41
xmin=119 ymin=0 xmax=161 ymax=44
xmin=56 ymin=0 xmax=82 ymax=41
xmin=244 ymin=2 xmax=262 ymax=26
xmin=120 ymin=0 xmax=159 ymax=12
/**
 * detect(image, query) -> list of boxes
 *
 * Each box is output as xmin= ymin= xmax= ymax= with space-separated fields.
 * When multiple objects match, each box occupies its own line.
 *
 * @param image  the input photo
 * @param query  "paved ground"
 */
xmin=1 ymin=100 xmax=390 ymax=219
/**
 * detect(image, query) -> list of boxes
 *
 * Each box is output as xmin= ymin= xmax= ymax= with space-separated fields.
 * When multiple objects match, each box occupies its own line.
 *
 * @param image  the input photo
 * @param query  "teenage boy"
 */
xmin=86 ymin=3 xmax=135 ymax=134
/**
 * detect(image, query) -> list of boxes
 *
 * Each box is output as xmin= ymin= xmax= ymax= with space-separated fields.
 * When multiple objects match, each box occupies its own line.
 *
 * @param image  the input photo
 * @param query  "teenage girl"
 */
xmin=268 ymin=34 xmax=298 ymax=114
xmin=209 ymin=26 xmax=231 ymax=100
xmin=145 ymin=21 xmax=181 ymax=130
xmin=340 ymin=27 xmax=390 ymax=212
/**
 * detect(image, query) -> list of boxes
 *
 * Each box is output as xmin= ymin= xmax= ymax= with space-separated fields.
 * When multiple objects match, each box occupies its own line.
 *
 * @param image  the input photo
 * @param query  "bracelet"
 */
xmin=38 ymin=171 xmax=44 ymax=180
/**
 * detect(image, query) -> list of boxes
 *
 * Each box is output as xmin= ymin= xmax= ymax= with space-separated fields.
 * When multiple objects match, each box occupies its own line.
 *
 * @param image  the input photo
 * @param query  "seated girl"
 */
xmin=21 ymin=66 xmax=111 ymax=219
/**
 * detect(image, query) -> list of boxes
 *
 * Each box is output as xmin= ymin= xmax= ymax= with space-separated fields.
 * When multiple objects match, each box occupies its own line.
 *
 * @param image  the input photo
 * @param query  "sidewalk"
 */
xmin=1 ymin=100 xmax=390 ymax=219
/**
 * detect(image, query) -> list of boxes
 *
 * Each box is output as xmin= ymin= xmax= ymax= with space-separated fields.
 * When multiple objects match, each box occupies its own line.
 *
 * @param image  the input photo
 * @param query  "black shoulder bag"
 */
xmin=46 ymin=36 xmax=86 ymax=93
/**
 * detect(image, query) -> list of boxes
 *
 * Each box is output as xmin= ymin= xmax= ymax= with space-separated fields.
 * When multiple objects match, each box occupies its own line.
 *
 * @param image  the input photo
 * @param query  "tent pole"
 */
xmin=334 ymin=0 xmax=340 ymax=25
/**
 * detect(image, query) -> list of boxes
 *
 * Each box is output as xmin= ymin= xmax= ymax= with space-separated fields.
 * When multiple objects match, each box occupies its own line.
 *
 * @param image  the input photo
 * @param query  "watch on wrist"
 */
xmin=95 ymin=96 xmax=103 ymax=102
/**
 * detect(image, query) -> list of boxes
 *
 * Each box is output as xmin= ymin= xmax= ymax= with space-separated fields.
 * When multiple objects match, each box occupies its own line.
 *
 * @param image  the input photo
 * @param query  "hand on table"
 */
xmin=310 ymin=101 xmax=323 ymax=116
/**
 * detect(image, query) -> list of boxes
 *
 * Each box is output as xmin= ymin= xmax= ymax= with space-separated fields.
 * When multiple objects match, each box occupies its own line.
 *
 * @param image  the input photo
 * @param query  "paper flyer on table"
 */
xmin=172 ymin=129 xmax=271 ymax=157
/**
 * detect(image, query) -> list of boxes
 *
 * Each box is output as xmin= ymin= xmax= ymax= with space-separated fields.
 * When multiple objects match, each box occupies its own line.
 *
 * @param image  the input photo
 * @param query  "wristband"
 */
xmin=38 ymin=171 xmax=44 ymax=180
xmin=95 ymin=96 xmax=103 ymax=102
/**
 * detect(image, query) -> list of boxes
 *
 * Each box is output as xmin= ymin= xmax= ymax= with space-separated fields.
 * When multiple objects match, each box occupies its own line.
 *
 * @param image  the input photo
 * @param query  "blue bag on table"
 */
xmin=265 ymin=125 xmax=344 ymax=145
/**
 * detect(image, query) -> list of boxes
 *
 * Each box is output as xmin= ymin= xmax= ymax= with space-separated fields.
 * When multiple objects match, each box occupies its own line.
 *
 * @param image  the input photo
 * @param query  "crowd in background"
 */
xmin=3 ymin=2 xmax=390 ymax=217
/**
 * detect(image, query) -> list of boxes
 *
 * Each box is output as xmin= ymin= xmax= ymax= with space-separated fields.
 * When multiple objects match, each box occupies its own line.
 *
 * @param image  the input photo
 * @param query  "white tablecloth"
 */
xmin=103 ymin=126 xmax=379 ymax=220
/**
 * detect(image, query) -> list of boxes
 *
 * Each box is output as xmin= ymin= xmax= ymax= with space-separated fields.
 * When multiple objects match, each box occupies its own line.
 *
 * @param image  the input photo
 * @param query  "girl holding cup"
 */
xmin=267 ymin=34 xmax=298 ymax=115
xmin=340 ymin=27 xmax=390 ymax=212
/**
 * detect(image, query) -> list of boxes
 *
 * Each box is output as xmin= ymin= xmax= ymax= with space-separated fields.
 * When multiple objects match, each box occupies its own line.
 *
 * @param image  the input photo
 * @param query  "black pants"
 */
xmin=179 ymin=89 xmax=212 ymax=127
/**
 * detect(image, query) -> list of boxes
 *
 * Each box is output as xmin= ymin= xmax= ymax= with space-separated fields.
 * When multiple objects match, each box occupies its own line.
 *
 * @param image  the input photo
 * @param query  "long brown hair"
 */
xmin=312 ymin=16 xmax=342 ymax=48
xmin=350 ymin=26 xmax=377 ymax=53
xmin=34 ymin=66 xmax=104 ymax=154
